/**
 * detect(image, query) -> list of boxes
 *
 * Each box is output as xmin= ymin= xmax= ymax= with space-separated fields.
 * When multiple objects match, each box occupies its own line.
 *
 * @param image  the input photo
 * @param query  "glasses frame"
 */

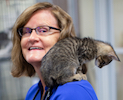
xmin=18 ymin=25 xmax=61 ymax=37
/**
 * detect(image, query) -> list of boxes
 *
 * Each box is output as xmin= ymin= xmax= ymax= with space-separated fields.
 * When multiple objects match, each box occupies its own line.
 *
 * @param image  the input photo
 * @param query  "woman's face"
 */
xmin=21 ymin=10 xmax=60 ymax=67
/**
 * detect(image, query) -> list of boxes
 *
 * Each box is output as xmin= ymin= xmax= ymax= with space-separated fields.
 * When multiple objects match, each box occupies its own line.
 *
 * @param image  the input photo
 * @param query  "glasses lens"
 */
xmin=19 ymin=27 xmax=32 ymax=36
xmin=36 ymin=26 xmax=49 ymax=35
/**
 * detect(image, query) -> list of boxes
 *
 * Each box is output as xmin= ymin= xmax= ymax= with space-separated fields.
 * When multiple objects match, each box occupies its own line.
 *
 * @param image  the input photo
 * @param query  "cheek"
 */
xmin=20 ymin=38 xmax=28 ymax=56
xmin=20 ymin=40 xmax=23 ymax=49
xmin=44 ymin=34 xmax=60 ymax=52
xmin=21 ymin=37 xmax=26 ymax=46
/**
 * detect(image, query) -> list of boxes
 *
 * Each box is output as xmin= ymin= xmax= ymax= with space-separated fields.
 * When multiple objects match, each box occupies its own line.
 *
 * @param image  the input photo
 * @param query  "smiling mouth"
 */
xmin=29 ymin=47 xmax=43 ymax=50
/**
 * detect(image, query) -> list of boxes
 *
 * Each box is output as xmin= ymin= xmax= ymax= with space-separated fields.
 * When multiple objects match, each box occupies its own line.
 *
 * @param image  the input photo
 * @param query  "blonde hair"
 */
xmin=11 ymin=2 xmax=76 ymax=77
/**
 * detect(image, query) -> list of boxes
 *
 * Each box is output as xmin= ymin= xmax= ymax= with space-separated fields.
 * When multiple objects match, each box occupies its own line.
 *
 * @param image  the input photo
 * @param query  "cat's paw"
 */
xmin=71 ymin=73 xmax=87 ymax=81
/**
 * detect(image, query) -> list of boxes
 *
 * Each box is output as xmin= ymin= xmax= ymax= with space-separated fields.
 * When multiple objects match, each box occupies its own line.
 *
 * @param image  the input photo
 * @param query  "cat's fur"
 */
xmin=40 ymin=37 xmax=120 ymax=87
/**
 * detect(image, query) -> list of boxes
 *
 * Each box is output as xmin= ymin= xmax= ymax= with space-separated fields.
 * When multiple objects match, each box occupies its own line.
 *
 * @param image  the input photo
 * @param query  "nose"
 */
xmin=28 ymin=30 xmax=40 ymax=43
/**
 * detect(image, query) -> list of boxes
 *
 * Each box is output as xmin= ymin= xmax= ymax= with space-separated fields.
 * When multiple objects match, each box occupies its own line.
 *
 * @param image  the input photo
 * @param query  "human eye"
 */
xmin=22 ymin=28 xmax=31 ymax=35
xmin=37 ymin=26 xmax=49 ymax=34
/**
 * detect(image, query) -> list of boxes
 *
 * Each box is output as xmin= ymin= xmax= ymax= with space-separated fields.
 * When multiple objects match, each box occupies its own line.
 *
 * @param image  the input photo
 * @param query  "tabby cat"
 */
xmin=40 ymin=37 xmax=120 ymax=87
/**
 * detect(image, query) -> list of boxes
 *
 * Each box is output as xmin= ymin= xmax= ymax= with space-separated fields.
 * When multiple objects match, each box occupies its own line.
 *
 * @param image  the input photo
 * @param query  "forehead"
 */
xmin=24 ymin=9 xmax=58 ymax=28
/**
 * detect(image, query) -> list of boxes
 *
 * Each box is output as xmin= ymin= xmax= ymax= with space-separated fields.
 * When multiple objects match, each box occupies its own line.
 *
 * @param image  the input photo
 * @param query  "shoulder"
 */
xmin=51 ymin=80 xmax=98 ymax=100
xmin=25 ymin=82 xmax=41 ymax=100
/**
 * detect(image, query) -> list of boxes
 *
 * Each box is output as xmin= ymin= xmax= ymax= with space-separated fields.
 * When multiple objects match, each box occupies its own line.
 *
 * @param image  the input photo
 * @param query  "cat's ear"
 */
xmin=108 ymin=51 xmax=120 ymax=61
xmin=95 ymin=51 xmax=120 ymax=68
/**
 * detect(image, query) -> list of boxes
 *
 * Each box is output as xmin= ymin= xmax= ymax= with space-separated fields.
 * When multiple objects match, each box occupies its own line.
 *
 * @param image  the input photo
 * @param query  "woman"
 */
xmin=11 ymin=2 xmax=98 ymax=100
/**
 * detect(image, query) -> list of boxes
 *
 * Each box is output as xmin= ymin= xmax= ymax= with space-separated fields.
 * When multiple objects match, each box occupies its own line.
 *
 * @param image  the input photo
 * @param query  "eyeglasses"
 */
xmin=18 ymin=25 xmax=61 ymax=37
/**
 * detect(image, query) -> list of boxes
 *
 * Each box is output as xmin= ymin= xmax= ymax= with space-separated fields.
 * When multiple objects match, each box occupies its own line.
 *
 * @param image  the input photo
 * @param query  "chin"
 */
xmin=26 ymin=57 xmax=42 ymax=65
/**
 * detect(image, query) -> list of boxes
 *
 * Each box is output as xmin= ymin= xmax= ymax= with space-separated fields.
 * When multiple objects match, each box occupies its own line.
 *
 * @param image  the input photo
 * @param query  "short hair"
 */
xmin=11 ymin=2 xmax=76 ymax=77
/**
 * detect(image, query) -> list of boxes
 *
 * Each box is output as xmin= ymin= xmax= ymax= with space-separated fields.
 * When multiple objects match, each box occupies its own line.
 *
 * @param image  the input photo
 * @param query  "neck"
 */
xmin=34 ymin=66 xmax=46 ymax=91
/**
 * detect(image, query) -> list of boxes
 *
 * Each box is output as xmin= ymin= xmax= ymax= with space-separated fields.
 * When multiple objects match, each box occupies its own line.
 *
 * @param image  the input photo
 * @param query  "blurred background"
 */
xmin=0 ymin=0 xmax=123 ymax=100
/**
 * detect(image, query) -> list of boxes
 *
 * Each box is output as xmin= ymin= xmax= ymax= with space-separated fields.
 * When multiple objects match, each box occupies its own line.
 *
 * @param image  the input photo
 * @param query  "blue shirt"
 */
xmin=25 ymin=80 xmax=98 ymax=100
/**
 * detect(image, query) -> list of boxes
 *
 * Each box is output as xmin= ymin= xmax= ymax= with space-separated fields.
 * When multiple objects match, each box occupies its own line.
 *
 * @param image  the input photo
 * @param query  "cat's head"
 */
xmin=95 ymin=41 xmax=120 ymax=68
xmin=95 ymin=55 xmax=120 ymax=68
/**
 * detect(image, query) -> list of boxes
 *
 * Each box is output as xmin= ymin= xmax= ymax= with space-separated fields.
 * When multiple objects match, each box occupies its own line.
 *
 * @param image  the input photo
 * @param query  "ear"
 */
xmin=108 ymin=51 xmax=120 ymax=61
xmin=95 ymin=40 xmax=120 ymax=62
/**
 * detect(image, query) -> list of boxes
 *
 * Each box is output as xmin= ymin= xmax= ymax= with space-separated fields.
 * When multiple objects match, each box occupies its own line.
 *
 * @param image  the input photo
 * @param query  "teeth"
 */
xmin=29 ymin=47 xmax=43 ymax=50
